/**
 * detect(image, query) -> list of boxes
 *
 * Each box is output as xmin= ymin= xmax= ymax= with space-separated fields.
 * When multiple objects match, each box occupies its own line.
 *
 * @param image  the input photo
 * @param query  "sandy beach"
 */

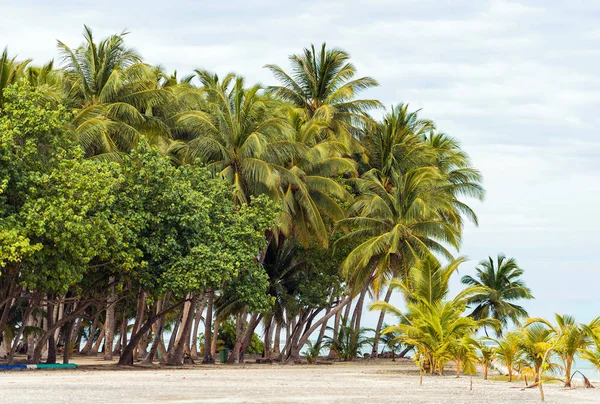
xmin=0 ymin=358 xmax=598 ymax=403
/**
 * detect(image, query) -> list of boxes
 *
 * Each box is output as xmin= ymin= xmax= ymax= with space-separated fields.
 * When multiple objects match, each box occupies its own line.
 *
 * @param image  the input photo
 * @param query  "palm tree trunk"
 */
xmin=202 ymin=289 xmax=215 ymax=364
xmin=210 ymin=316 xmax=220 ymax=359
xmin=168 ymin=295 xmax=198 ymax=366
xmin=351 ymin=288 xmax=367 ymax=330
xmin=328 ymin=306 xmax=342 ymax=359
xmin=62 ymin=316 xmax=75 ymax=364
xmin=371 ymin=286 xmax=393 ymax=357
xmin=46 ymin=299 xmax=57 ymax=364
xmin=564 ymin=358 xmax=573 ymax=387
xmin=131 ymin=291 xmax=146 ymax=360
xmin=143 ymin=300 xmax=165 ymax=364
xmin=88 ymin=326 xmax=105 ymax=356
xmin=190 ymin=296 xmax=206 ymax=359
xmin=103 ymin=277 xmax=117 ymax=360
xmin=263 ymin=318 xmax=273 ymax=359
xmin=273 ymin=321 xmax=281 ymax=356
xmin=53 ymin=298 xmax=65 ymax=342
xmin=228 ymin=313 xmax=248 ymax=364
xmin=80 ymin=317 xmax=98 ymax=355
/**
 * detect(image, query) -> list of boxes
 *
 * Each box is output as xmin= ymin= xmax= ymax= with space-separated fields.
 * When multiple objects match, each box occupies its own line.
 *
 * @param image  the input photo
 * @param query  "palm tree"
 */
xmin=461 ymin=254 xmax=533 ymax=335
xmin=280 ymin=107 xmax=355 ymax=246
xmin=527 ymin=314 xmax=600 ymax=387
xmin=58 ymin=25 xmax=171 ymax=157
xmin=382 ymin=299 xmax=480 ymax=376
xmin=476 ymin=340 xmax=496 ymax=380
xmin=492 ymin=331 xmax=523 ymax=382
xmin=322 ymin=316 xmax=373 ymax=361
xmin=518 ymin=323 xmax=561 ymax=383
xmin=266 ymin=43 xmax=382 ymax=152
xmin=338 ymin=167 xmax=463 ymax=293
xmin=0 ymin=48 xmax=30 ymax=108
xmin=363 ymin=104 xmax=433 ymax=184
xmin=171 ymin=70 xmax=292 ymax=205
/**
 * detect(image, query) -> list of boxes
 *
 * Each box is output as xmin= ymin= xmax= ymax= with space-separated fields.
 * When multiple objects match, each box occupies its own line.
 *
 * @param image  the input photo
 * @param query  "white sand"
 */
xmin=0 ymin=359 xmax=599 ymax=403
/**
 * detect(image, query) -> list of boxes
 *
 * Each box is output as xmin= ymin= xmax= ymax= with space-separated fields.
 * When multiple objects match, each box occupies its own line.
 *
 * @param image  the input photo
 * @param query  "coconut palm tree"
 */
xmin=171 ymin=70 xmax=292 ymax=205
xmin=527 ymin=314 xmax=600 ymax=387
xmin=265 ymin=43 xmax=382 ymax=153
xmin=476 ymin=340 xmax=496 ymax=380
xmin=363 ymin=104 xmax=433 ymax=184
xmin=58 ymin=26 xmax=172 ymax=157
xmin=338 ymin=167 xmax=463 ymax=293
xmin=518 ymin=323 xmax=561 ymax=383
xmin=492 ymin=331 xmax=523 ymax=382
xmin=280 ymin=107 xmax=355 ymax=246
xmin=381 ymin=299 xmax=480 ymax=375
xmin=461 ymin=254 xmax=533 ymax=335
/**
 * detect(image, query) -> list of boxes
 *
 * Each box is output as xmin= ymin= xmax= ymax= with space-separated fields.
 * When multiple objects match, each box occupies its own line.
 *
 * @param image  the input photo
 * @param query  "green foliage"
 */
xmin=217 ymin=317 xmax=264 ymax=354
xmin=461 ymin=254 xmax=534 ymax=335
xmin=0 ymin=83 xmax=120 ymax=292
xmin=323 ymin=317 xmax=374 ymax=361
xmin=303 ymin=339 xmax=324 ymax=364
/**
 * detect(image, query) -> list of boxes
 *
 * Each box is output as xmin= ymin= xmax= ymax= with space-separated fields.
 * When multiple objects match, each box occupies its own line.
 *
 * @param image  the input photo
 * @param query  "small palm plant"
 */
xmin=491 ymin=331 xmax=523 ymax=382
xmin=304 ymin=339 xmax=324 ymax=364
xmin=476 ymin=340 xmax=496 ymax=380
xmin=378 ymin=326 xmax=404 ymax=361
xmin=526 ymin=314 xmax=600 ymax=387
xmin=323 ymin=317 xmax=374 ymax=361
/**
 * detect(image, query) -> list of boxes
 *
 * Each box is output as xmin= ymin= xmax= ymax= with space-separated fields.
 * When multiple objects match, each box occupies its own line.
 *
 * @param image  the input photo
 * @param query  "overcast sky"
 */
xmin=2 ymin=0 xmax=599 ymax=327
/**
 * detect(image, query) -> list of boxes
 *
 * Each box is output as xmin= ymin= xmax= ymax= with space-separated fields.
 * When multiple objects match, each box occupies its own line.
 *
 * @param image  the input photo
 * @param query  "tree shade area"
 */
xmin=1 ymin=26 xmax=599 ymax=402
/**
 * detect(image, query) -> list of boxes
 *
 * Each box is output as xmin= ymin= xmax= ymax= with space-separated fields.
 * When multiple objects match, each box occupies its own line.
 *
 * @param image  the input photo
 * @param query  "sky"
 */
xmin=1 ymin=0 xmax=599 ymax=328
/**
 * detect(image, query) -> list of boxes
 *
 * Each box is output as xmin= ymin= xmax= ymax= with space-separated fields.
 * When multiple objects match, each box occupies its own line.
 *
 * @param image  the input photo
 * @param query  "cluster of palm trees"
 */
xmin=369 ymin=254 xmax=600 ymax=401
xmin=5 ymin=27 xmax=598 ymax=395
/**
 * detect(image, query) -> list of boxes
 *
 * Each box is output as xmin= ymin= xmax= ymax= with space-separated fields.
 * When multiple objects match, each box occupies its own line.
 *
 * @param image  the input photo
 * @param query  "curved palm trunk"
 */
xmin=143 ymin=300 xmax=165 ymax=364
xmin=80 ymin=317 xmax=98 ymax=355
xmin=168 ymin=295 xmax=197 ymax=366
xmin=88 ymin=326 xmax=105 ymax=356
xmin=190 ymin=296 xmax=206 ymax=359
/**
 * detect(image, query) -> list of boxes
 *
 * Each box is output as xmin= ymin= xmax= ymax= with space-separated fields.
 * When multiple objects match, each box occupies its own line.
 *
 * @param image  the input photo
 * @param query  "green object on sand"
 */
xmin=219 ymin=348 xmax=229 ymax=363
xmin=36 ymin=364 xmax=78 ymax=369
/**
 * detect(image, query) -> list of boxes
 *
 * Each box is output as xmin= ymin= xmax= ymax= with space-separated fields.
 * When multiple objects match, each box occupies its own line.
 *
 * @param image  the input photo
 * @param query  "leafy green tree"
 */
xmin=461 ymin=254 xmax=534 ymax=335
xmin=0 ymin=83 xmax=126 ymax=363
xmin=113 ymin=144 xmax=276 ymax=365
